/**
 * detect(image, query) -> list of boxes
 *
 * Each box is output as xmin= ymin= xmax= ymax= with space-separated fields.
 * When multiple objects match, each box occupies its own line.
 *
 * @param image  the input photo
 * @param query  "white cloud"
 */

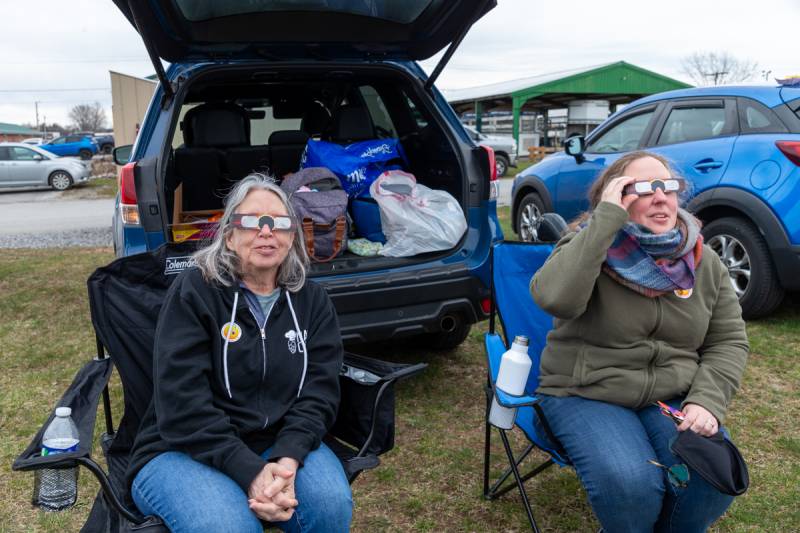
xmin=1 ymin=0 xmax=797 ymax=126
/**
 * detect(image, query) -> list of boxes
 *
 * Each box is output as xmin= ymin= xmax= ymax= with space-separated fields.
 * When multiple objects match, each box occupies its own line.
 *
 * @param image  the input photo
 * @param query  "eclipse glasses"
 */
xmin=231 ymin=214 xmax=296 ymax=232
xmin=623 ymin=178 xmax=686 ymax=197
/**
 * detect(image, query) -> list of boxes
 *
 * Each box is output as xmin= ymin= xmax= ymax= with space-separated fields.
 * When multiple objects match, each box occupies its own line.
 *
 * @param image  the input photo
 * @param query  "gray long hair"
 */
xmin=193 ymin=174 xmax=309 ymax=292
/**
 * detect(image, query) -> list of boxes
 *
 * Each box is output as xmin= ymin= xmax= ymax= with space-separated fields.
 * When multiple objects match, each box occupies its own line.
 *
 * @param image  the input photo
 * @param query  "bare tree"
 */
xmin=68 ymin=102 xmax=107 ymax=132
xmin=680 ymin=52 xmax=758 ymax=86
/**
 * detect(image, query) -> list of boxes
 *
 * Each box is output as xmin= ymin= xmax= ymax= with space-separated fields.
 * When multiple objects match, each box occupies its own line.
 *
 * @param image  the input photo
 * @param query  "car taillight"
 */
xmin=480 ymin=144 xmax=498 ymax=200
xmin=119 ymin=162 xmax=140 ymax=225
xmin=776 ymin=141 xmax=800 ymax=166
xmin=480 ymin=297 xmax=492 ymax=314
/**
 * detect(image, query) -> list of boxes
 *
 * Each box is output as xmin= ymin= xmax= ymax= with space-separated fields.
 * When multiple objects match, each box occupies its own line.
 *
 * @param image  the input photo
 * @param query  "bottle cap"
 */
xmin=55 ymin=407 xmax=72 ymax=417
xmin=513 ymin=335 xmax=529 ymax=346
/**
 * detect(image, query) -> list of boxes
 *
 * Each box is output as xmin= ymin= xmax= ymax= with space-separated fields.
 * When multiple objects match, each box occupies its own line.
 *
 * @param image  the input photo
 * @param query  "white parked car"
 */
xmin=463 ymin=125 xmax=517 ymax=176
xmin=0 ymin=142 xmax=91 ymax=190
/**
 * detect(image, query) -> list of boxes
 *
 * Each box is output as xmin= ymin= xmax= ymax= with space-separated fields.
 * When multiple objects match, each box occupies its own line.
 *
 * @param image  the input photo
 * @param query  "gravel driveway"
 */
xmin=0 ymin=190 xmax=114 ymax=248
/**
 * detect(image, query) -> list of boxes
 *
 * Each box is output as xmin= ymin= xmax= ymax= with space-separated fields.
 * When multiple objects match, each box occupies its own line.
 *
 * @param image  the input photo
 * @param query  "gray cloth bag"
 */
xmin=281 ymin=167 xmax=349 ymax=262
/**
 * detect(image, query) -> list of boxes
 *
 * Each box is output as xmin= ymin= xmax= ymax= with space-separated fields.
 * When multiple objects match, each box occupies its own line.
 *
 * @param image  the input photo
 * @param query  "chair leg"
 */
xmin=489 ymin=443 xmax=535 ymax=496
xmin=499 ymin=429 xmax=541 ymax=533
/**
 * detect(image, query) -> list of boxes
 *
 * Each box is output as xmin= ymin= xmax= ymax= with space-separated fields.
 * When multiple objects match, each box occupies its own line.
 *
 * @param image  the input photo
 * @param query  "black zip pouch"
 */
xmin=670 ymin=429 xmax=749 ymax=496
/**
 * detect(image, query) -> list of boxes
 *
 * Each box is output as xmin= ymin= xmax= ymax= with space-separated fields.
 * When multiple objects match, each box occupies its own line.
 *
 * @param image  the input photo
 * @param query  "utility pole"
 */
xmin=35 ymin=101 xmax=40 ymax=131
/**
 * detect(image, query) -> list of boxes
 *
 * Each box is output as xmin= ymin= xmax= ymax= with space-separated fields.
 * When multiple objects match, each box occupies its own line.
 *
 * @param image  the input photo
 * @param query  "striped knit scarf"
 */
xmin=602 ymin=209 xmax=703 ymax=298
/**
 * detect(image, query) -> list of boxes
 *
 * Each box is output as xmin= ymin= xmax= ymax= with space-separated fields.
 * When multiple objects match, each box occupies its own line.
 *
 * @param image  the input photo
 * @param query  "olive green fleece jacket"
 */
xmin=530 ymin=201 xmax=749 ymax=423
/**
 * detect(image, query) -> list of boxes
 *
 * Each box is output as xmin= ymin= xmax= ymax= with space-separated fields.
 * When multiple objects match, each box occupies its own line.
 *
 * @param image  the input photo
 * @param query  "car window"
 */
xmin=587 ymin=111 xmax=654 ymax=153
xmin=248 ymin=106 xmax=302 ymax=145
xmin=738 ymin=98 xmax=788 ymax=134
xmin=0 ymin=147 xmax=10 ymax=161
xmin=50 ymin=137 xmax=66 ymax=144
xmin=656 ymin=106 xmax=728 ymax=145
xmin=404 ymin=93 xmax=429 ymax=130
xmin=66 ymin=136 xmax=81 ymax=143
xmin=360 ymin=85 xmax=397 ymax=137
xmin=9 ymin=147 xmax=39 ymax=160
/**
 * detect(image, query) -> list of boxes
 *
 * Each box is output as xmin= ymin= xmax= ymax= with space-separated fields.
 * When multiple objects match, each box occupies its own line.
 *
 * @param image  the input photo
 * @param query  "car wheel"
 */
xmin=495 ymin=154 xmax=509 ymax=177
xmin=79 ymin=149 xmax=93 ymax=160
xmin=49 ymin=171 xmax=73 ymax=191
xmin=102 ymin=144 xmax=113 ymax=154
xmin=516 ymin=192 xmax=545 ymax=242
xmin=703 ymin=216 xmax=784 ymax=319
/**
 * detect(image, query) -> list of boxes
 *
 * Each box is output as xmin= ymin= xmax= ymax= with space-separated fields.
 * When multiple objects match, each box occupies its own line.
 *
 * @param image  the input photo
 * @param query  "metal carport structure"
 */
xmin=444 ymin=61 xmax=690 ymax=148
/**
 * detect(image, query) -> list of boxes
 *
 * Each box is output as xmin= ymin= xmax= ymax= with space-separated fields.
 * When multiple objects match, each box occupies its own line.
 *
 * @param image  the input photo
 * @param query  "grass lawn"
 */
xmin=1 ymin=208 xmax=798 ymax=531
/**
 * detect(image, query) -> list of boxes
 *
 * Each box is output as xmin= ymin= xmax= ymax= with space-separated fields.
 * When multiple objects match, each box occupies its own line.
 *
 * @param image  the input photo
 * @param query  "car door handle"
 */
xmin=693 ymin=159 xmax=723 ymax=172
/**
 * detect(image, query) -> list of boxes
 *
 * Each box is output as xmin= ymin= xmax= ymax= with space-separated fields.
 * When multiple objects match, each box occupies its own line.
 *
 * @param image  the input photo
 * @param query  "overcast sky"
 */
xmin=2 ymin=0 xmax=798 ymax=128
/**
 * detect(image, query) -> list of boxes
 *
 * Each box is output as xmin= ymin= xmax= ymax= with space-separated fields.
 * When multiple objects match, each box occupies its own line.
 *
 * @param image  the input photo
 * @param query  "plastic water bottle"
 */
xmin=35 ymin=406 xmax=80 ymax=511
xmin=489 ymin=336 xmax=532 ymax=429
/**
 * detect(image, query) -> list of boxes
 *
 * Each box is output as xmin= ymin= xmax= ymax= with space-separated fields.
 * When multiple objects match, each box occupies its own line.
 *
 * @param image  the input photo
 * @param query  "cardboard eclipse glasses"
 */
xmin=231 ymin=214 xmax=296 ymax=232
xmin=623 ymin=178 xmax=686 ymax=196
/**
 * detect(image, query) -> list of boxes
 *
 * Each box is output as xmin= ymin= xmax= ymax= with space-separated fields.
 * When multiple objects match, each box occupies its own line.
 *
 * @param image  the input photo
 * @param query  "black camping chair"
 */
xmin=14 ymin=243 xmax=426 ymax=532
xmin=483 ymin=215 xmax=573 ymax=532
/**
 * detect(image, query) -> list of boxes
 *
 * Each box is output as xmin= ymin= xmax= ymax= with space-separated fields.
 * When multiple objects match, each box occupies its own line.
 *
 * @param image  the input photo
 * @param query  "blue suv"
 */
xmin=110 ymin=0 xmax=502 ymax=349
xmin=512 ymin=85 xmax=800 ymax=318
xmin=40 ymin=134 xmax=98 ymax=160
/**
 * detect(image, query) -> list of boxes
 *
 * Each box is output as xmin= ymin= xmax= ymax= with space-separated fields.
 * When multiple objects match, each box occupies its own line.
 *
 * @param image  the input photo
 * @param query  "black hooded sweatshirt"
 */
xmin=127 ymin=267 xmax=343 ymax=493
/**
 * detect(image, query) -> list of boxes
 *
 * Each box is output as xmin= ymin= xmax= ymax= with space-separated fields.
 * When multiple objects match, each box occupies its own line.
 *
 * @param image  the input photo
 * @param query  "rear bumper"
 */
xmin=318 ymin=268 xmax=489 ymax=344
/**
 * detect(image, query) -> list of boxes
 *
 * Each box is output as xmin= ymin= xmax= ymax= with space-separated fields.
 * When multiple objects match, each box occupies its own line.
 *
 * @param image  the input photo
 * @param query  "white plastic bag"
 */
xmin=369 ymin=170 xmax=467 ymax=257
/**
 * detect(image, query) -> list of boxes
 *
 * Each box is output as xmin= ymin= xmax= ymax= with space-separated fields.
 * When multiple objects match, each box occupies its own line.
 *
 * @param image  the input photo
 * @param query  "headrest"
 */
xmin=301 ymin=101 xmax=331 ymax=137
xmin=330 ymin=105 xmax=375 ymax=144
xmin=182 ymin=103 xmax=249 ymax=148
xmin=269 ymin=130 xmax=310 ymax=146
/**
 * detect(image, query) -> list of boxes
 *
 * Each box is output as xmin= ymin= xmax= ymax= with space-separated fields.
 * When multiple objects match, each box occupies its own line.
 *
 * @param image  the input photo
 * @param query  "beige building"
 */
xmin=110 ymin=71 xmax=157 ymax=147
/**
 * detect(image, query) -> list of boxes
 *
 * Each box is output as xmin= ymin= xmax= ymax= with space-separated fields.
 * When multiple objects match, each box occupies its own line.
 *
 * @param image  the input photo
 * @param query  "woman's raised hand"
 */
xmin=678 ymin=403 xmax=719 ymax=436
xmin=248 ymin=460 xmax=298 ymax=522
xmin=600 ymin=176 xmax=639 ymax=210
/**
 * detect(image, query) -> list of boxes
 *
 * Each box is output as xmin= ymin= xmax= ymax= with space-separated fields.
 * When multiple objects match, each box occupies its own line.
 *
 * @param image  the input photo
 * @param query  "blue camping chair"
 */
xmin=483 ymin=240 xmax=571 ymax=532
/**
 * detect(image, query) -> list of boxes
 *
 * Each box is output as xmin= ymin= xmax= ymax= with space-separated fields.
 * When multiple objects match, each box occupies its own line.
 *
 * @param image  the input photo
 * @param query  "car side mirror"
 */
xmin=564 ymin=135 xmax=586 ymax=163
xmin=33 ymin=154 xmax=44 ymax=161
xmin=113 ymin=145 xmax=133 ymax=166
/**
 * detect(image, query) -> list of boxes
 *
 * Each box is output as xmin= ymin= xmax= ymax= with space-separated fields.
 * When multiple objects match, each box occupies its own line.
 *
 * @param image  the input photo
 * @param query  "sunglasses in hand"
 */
xmin=624 ymin=178 xmax=686 ymax=196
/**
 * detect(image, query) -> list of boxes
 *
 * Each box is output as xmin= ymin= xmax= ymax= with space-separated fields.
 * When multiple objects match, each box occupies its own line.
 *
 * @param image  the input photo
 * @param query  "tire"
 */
xmin=79 ymin=149 xmax=93 ymax=160
xmin=516 ymin=192 xmax=546 ymax=242
xmin=495 ymin=154 xmax=509 ymax=177
xmin=49 ymin=171 xmax=73 ymax=191
xmin=703 ymin=216 xmax=784 ymax=319
xmin=101 ymin=144 xmax=113 ymax=154
xmin=537 ymin=212 xmax=568 ymax=242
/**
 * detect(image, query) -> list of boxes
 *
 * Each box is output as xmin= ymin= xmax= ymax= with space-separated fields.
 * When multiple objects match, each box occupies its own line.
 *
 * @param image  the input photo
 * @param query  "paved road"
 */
xmin=0 ymin=190 xmax=114 ymax=235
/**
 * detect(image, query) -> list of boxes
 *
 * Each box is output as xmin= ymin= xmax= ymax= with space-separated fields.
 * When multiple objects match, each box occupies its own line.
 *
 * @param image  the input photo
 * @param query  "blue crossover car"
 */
xmin=511 ymin=85 xmax=800 ymax=318
xmin=109 ymin=0 xmax=503 ymax=349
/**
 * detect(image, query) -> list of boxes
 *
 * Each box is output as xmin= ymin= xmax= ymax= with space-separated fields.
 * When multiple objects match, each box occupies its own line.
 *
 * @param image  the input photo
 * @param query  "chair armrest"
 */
xmin=494 ymin=387 xmax=539 ymax=408
xmin=13 ymin=357 xmax=112 ymax=472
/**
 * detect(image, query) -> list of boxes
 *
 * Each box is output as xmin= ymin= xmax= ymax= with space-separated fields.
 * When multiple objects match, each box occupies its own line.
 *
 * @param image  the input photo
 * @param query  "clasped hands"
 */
xmin=248 ymin=457 xmax=299 ymax=522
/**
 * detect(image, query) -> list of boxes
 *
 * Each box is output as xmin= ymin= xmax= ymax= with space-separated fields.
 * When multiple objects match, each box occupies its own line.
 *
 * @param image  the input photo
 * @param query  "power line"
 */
xmin=0 ymin=57 xmax=149 ymax=65
xmin=0 ymin=88 xmax=110 ymax=93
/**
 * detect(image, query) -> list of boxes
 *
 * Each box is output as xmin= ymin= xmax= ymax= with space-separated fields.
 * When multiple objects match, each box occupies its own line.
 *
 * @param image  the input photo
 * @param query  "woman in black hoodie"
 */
xmin=127 ymin=175 xmax=351 ymax=532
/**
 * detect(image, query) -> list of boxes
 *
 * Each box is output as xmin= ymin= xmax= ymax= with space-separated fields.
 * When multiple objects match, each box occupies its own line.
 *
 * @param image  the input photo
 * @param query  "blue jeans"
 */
xmin=534 ymin=395 xmax=735 ymax=533
xmin=131 ymin=443 xmax=352 ymax=533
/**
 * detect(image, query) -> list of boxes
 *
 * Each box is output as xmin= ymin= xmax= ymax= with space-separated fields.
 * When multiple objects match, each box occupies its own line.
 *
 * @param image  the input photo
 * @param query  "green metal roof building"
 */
xmin=0 ymin=122 xmax=41 ymax=142
xmin=444 ymin=61 xmax=691 ymax=146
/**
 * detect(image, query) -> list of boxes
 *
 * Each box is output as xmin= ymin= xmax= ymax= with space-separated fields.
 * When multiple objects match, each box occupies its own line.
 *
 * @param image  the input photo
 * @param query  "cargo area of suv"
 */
xmin=111 ymin=0 xmax=501 ymax=348
xmin=160 ymin=67 xmax=471 ymax=275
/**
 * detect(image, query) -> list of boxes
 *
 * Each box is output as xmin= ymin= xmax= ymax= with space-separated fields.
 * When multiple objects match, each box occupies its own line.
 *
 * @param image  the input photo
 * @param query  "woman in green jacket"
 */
xmin=530 ymin=151 xmax=748 ymax=533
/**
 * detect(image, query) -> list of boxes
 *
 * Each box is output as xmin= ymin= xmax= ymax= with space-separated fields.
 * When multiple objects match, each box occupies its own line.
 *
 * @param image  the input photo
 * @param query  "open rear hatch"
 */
xmin=112 ymin=0 xmax=496 ymax=95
